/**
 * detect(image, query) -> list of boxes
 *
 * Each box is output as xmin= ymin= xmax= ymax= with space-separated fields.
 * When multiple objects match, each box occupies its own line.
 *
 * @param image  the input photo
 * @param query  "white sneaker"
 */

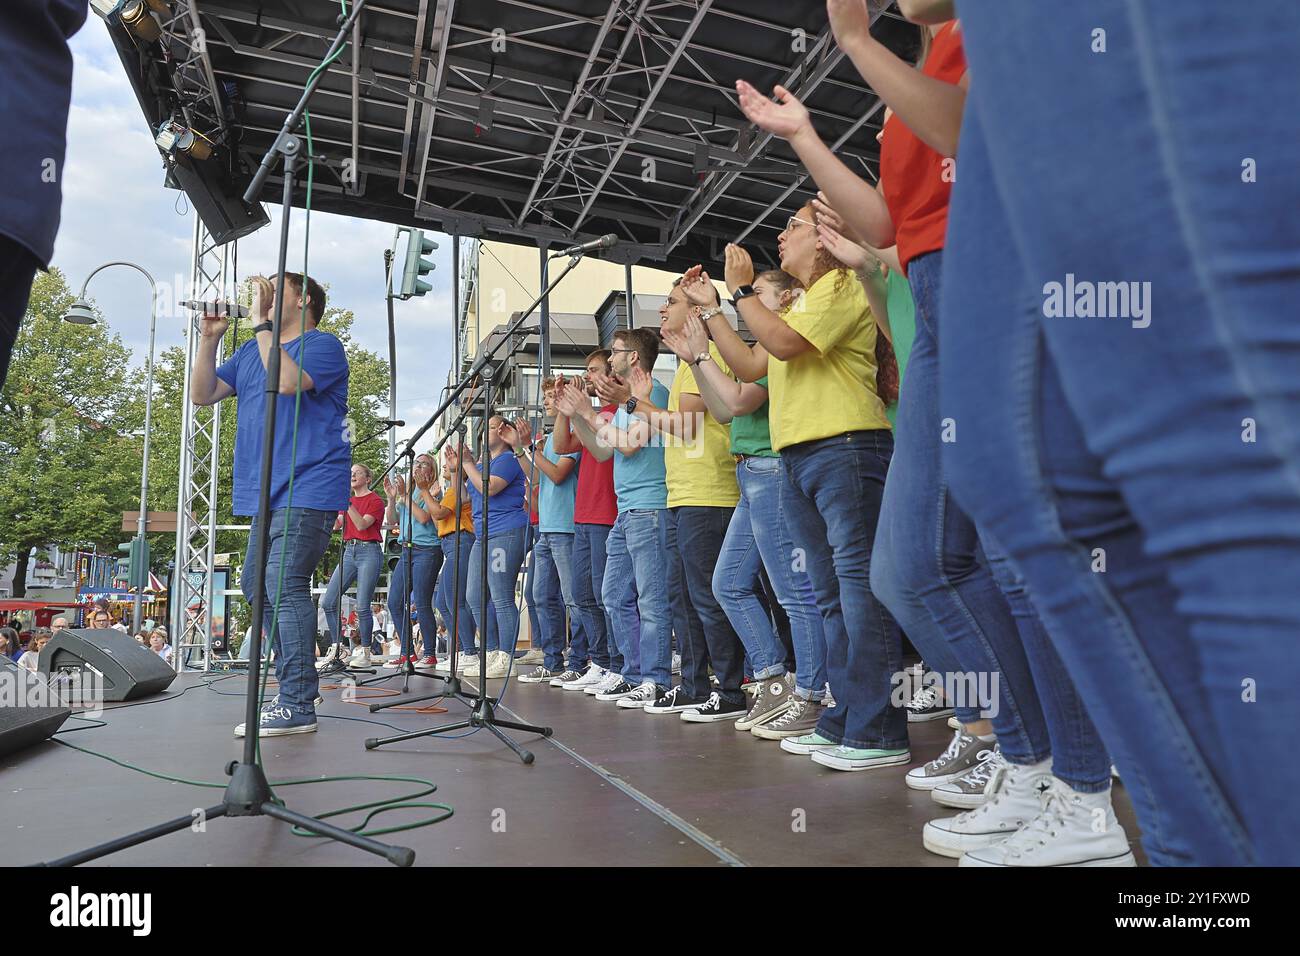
xmin=923 ymin=757 xmax=1054 ymax=858
xmin=567 ymin=665 xmax=607 ymax=691
xmin=348 ymin=646 xmax=372 ymax=668
xmin=484 ymin=650 xmax=510 ymax=679
xmin=461 ymin=654 xmax=482 ymax=677
xmin=517 ymin=648 xmax=544 ymax=666
xmin=616 ymin=681 xmax=658 ymax=709
xmin=960 ymin=781 xmax=1137 ymax=867
xmin=315 ymin=644 xmax=345 ymax=671
xmin=586 ymin=671 xmax=623 ymax=696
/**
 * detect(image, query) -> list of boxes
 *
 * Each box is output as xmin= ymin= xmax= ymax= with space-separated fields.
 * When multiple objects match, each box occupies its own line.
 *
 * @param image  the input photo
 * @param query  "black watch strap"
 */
xmin=251 ymin=320 xmax=273 ymax=335
xmin=730 ymin=285 xmax=757 ymax=305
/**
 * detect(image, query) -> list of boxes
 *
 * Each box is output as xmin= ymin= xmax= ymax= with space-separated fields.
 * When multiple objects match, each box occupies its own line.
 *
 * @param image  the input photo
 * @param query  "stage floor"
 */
xmin=2 ymin=670 xmax=1144 ymax=867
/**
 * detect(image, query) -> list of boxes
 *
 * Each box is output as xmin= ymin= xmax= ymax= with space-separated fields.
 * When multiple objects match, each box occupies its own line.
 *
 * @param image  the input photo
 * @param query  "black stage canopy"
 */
xmin=103 ymin=0 xmax=919 ymax=270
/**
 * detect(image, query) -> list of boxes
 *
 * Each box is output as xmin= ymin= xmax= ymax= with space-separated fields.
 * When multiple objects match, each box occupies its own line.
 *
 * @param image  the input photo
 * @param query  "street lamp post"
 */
xmin=63 ymin=262 xmax=159 ymax=636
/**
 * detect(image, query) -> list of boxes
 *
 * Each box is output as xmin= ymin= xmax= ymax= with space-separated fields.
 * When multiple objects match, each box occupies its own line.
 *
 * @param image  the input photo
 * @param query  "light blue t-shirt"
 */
xmin=396 ymin=488 xmax=440 ymax=546
xmin=613 ymin=381 xmax=669 ymax=511
xmin=536 ymin=433 xmax=580 ymax=533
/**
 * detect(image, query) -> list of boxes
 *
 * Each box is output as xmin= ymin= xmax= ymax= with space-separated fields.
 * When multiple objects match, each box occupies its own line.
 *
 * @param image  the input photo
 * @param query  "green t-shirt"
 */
xmin=729 ymin=376 xmax=777 ymax=457
xmin=885 ymin=271 xmax=917 ymax=427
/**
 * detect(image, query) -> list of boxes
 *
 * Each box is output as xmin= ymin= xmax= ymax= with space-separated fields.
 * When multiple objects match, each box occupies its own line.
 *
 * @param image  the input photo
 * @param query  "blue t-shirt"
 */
xmin=466 ymin=450 xmax=529 ymax=535
xmin=396 ymin=488 xmax=440 ymax=546
xmin=613 ymin=381 xmax=669 ymax=511
xmin=215 ymin=329 xmax=351 ymax=516
xmin=536 ymin=433 xmax=580 ymax=533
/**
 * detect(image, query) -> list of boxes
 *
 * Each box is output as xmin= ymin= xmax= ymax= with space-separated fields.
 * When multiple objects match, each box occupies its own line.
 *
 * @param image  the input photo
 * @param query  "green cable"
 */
xmin=51 ymin=738 xmax=453 ymax=838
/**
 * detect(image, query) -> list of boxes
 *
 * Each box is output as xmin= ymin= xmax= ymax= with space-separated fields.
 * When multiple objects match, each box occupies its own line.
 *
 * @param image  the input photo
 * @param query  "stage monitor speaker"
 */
xmin=0 ymin=656 xmax=72 ymax=757
xmin=39 ymin=629 xmax=177 ymax=702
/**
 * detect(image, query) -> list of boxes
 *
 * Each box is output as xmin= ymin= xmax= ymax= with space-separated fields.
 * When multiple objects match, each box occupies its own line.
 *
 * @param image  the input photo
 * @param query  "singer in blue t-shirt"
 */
xmin=190 ymin=273 xmax=350 ymax=738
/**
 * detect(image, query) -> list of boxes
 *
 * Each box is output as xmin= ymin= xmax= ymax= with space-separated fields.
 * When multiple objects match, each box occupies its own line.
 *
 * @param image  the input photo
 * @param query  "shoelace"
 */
xmin=906 ymin=685 xmax=941 ymax=711
xmin=999 ymin=788 xmax=1070 ymax=859
xmin=701 ymin=691 xmax=722 ymax=710
xmin=262 ymin=705 xmax=292 ymax=722
xmin=960 ymin=748 xmax=1005 ymax=789
xmin=931 ymin=730 xmax=973 ymax=769
xmin=771 ymin=696 xmax=808 ymax=726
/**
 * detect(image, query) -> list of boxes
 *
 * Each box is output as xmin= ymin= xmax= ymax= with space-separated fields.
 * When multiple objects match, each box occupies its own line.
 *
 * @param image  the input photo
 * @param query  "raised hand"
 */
xmin=594 ymin=371 xmax=632 ymax=406
xmin=735 ymin=80 xmax=812 ymax=142
xmin=723 ymin=244 xmax=756 ymax=293
xmin=826 ymin=0 xmax=875 ymax=53
xmin=627 ymin=365 xmax=654 ymax=401
xmin=512 ymin=417 xmax=534 ymax=449
xmin=250 ymin=274 xmax=275 ymax=321
xmin=661 ymin=324 xmax=696 ymax=364
xmin=680 ymin=266 xmax=721 ymax=307
xmin=816 ymin=220 xmax=875 ymax=272
xmin=682 ymin=314 xmax=710 ymax=356
xmin=555 ymin=381 xmax=586 ymax=417
xmin=811 ymin=192 xmax=866 ymax=245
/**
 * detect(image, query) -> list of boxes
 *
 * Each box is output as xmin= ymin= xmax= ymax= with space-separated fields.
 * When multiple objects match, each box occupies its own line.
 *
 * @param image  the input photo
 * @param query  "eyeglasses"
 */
xmin=784 ymin=215 xmax=815 ymax=232
xmin=609 ymin=347 xmax=637 ymax=355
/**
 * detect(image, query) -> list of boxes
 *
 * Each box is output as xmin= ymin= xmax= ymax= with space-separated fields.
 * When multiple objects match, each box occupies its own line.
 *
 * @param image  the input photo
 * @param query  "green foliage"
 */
xmin=0 ymin=269 xmax=145 ymax=595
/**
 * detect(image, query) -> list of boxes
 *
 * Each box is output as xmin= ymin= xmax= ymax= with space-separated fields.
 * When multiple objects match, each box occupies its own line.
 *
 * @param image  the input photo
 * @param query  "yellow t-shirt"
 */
xmin=665 ymin=342 xmax=740 ymax=508
xmin=435 ymin=484 xmax=475 ymax=537
xmin=768 ymin=269 xmax=891 ymax=452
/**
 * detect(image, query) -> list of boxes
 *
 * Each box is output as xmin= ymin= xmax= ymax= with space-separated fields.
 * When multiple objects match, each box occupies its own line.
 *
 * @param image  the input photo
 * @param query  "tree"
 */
xmin=0 ymin=269 xmax=145 ymax=597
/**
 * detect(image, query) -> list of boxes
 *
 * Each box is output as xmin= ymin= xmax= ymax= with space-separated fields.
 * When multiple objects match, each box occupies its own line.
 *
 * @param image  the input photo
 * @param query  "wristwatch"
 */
xmin=251 ymin=320 xmax=273 ymax=335
xmin=699 ymin=305 xmax=723 ymax=322
xmin=625 ymin=397 xmax=639 ymax=415
xmin=730 ymin=285 xmax=757 ymax=305
xmin=690 ymin=351 xmax=712 ymax=368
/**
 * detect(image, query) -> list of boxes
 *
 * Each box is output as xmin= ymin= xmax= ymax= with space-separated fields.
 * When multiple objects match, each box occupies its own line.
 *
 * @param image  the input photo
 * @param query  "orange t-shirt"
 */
xmin=435 ymin=485 xmax=475 ymax=537
xmin=878 ymin=21 xmax=966 ymax=274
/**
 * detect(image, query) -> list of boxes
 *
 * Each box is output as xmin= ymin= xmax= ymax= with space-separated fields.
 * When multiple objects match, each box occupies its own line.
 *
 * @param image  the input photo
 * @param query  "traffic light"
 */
xmin=398 ymin=228 xmax=437 ymax=299
xmin=119 ymin=535 xmax=151 ymax=590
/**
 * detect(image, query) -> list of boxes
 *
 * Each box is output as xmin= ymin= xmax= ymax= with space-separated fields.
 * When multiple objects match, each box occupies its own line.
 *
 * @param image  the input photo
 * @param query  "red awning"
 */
xmin=0 ymin=600 xmax=80 ymax=612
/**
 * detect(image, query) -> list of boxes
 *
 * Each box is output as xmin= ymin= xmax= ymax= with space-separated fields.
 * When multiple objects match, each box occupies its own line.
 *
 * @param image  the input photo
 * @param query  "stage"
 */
xmin=3 ymin=672 xmax=1144 ymax=867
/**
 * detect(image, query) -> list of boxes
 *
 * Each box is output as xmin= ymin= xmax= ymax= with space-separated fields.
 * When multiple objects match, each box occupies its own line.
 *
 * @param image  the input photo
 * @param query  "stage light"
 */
xmin=156 ymin=120 xmax=214 ymax=161
xmin=117 ymin=1 xmax=164 ymax=43
xmin=61 ymin=300 xmax=98 ymax=325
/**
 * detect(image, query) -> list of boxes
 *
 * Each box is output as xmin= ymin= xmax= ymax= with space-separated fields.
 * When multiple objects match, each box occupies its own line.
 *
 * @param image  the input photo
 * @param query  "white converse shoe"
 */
xmin=567 ymin=665 xmax=607 ymax=691
xmin=923 ymin=757 xmax=1054 ymax=858
xmin=960 ymin=780 xmax=1137 ymax=867
xmin=347 ymin=645 xmax=372 ymax=668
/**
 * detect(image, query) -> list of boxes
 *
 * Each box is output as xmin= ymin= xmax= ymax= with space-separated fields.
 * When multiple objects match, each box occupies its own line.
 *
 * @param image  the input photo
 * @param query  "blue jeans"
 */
xmin=387 ymin=543 xmax=441 ymax=657
xmin=602 ymin=509 xmax=672 ymax=688
xmin=781 ymin=432 xmax=907 ymax=749
xmin=714 ymin=457 xmax=827 ymax=699
xmin=870 ymin=250 xmax=1052 ymax=765
xmin=435 ymin=531 xmax=477 ymax=655
xmin=241 ymin=507 xmax=334 ymax=713
xmin=321 ymin=539 xmax=383 ymax=649
xmin=572 ymin=522 xmax=616 ymax=671
xmin=532 ymin=531 xmax=582 ymax=672
xmin=666 ymin=506 xmax=747 ymax=705
xmin=467 ymin=525 xmax=527 ymax=654
xmin=941 ymin=3 xmax=1300 ymax=862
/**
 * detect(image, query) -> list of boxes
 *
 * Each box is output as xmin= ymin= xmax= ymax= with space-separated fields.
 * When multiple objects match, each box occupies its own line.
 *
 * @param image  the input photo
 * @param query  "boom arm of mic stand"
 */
xmin=372 ymin=250 xmax=590 ymax=487
xmin=242 ymin=0 xmax=370 ymax=205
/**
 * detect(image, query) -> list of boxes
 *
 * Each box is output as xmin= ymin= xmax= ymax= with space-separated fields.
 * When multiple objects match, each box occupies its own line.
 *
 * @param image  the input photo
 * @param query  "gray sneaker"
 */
xmin=518 ymin=665 xmax=559 ymax=684
xmin=750 ymin=694 xmax=821 ymax=739
xmin=548 ymin=668 xmax=584 ymax=688
xmin=932 ymin=745 xmax=1005 ymax=809
xmin=736 ymin=674 xmax=794 ymax=731
xmin=906 ymin=730 xmax=997 ymax=791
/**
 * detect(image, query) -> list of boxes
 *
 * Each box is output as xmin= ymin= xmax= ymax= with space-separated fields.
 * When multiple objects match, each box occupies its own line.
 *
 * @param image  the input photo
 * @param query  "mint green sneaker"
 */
xmin=779 ymin=732 xmax=838 ymax=755
xmin=811 ymin=746 xmax=911 ymax=772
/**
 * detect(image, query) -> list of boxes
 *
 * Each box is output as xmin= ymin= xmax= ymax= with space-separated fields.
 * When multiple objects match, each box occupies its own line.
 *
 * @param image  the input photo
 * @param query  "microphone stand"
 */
xmin=39 ymin=0 xmax=415 ymax=867
xmin=362 ymin=250 xmax=590 ymax=763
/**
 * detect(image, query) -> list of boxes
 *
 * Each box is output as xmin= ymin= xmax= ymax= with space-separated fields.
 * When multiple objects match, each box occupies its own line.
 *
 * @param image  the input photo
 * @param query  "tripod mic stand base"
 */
xmin=39 ymin=760 xmax=415 ymax=867
xmin=364 ymin=696 xmax=552 ymax=764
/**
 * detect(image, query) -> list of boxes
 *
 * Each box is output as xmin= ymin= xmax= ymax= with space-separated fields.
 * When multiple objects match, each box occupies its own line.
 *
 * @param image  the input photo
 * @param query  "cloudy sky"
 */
xmin=54 ymin=17 xmax=456 ymax=448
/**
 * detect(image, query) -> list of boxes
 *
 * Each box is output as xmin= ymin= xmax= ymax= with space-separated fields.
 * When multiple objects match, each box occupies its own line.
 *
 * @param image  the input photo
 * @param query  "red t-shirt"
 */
xmin=573 ymin=404 xmax=618 ymax=526
xmin=342 ymin=491 xmax=385 ymax=541
xmin=878 ymin=20 xmax=966 ymax=274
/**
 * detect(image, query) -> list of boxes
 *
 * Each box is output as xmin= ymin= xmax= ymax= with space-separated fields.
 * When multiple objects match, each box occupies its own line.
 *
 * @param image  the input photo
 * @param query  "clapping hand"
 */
xmin=593 ymin=370 xmax=631 ymax=406
xmin=555 ymin=380 xmax=587 ymax=417
xmin=680 ymin=265 xmax=722 ymax=307
xmin=511 ymin=417 xmax=534 ymax=449
xmin=626 ymin=365 xmax=654 ymax=402
xmin=723 ymin=244 xmax=755 ymax=293
xmin=735 ymin=80 xmax=812 ymax=142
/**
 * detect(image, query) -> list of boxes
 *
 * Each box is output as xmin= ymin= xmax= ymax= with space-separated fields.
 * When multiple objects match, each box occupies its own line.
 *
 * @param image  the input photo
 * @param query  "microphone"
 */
xmin=181 ymin=300 xmax=250 ymax=318
xmin=380 ymin=420 xmax=406 ymax=428
xmin=549 ymin=234 xmax=618 ymax=258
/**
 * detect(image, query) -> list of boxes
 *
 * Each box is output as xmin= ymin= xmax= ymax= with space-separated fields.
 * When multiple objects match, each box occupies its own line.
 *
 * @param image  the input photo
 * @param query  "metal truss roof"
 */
xmin=124 ymin=0 xmax=920 ymax=271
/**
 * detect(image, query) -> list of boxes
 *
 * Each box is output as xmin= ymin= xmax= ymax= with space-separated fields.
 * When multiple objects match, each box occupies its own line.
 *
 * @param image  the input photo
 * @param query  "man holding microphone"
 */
xmin=189 ymin=274 xmax=351 ymax=737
